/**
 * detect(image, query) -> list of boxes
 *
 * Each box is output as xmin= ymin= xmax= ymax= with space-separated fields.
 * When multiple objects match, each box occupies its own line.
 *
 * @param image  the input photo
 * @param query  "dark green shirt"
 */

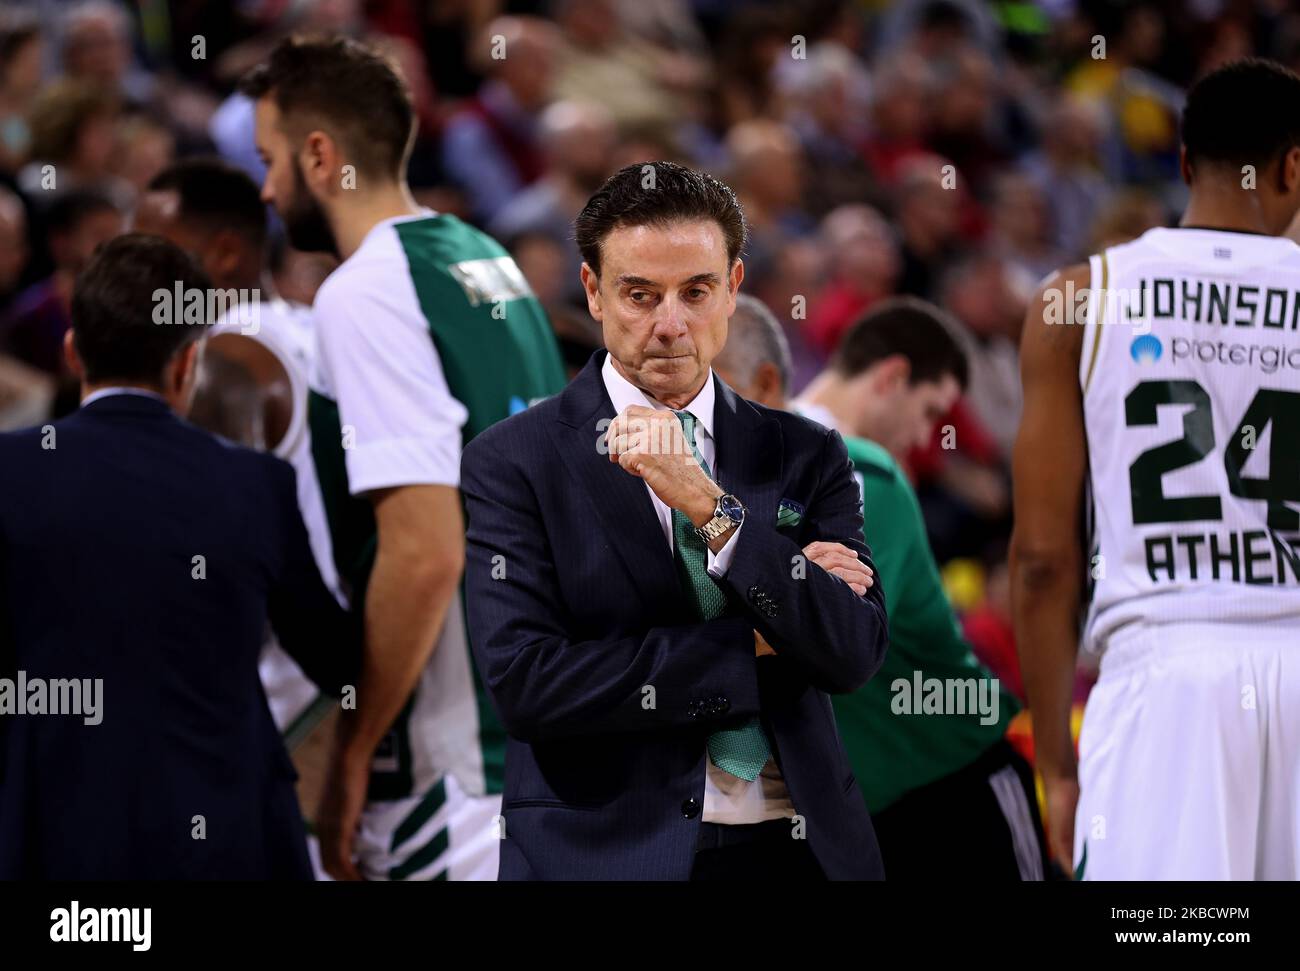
xmin=832 ymin=435 xmax=1017 ymax=813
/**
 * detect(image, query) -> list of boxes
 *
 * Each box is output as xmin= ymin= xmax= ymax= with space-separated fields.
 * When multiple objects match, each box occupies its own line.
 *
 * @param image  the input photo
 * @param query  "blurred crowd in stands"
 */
xmin=4 ymin=0 xmax=1300 ymax=717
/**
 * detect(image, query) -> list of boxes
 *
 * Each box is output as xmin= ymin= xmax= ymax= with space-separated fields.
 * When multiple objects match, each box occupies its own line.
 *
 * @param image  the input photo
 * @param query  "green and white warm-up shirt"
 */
xmin=308 ymin=211 xmax=566 ymax=803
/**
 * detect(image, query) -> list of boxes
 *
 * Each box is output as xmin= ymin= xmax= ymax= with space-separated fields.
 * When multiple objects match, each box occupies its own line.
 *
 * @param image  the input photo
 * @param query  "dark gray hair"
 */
xmin=717 ymin=294 xmax=792 ymax=395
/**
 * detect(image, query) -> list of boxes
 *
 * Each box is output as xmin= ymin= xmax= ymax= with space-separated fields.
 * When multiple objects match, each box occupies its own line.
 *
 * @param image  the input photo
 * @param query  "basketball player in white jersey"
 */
xmin=1013 ymin=58 xmax=1300 ymax=880
xmin=133 ymin=158 xmax=344 ymax=832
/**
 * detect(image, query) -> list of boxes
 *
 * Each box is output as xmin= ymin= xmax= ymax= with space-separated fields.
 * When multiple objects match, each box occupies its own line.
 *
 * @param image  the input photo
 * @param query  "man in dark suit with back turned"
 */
xmin=462 ymin=162 xmax=890 ymax=880
xmin=0 ymin=234 xmax=358 ymax=879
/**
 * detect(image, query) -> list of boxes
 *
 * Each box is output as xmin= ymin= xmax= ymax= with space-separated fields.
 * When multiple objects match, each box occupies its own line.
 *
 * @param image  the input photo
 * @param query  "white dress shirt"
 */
xmin=601 ymin=354 xmax=795 ymax=824
xmin=791 ymin=399 xmax=841 ymax=435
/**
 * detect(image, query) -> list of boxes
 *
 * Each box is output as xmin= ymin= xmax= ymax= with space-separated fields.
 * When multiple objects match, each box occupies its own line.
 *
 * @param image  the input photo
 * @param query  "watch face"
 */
xmin=718 ymin=493 xmax=745 ymax=523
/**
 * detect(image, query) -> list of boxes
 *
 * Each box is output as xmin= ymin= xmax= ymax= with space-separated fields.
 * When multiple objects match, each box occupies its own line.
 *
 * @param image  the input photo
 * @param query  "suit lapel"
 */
xmin=711 ymin=375 xmax=783 ymax=538
xmin=554 ymin=353 xmax=685 ymax=615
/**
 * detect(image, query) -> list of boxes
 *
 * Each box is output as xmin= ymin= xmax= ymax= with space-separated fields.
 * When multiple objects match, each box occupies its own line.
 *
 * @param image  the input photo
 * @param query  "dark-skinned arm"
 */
xmin=1009 ymin=262 xmax=1089 ymax=871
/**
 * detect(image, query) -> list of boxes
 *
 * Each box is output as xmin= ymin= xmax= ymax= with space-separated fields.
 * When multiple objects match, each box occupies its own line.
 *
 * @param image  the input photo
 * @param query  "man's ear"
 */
xmin=753 ymin=360 xmax=784 ymax=409
xmin=172 ymin=340 xmax=203 ymax=405
xmin=580 ymin=262 xmax=602 ymax=322
xmin=727 ymin=259 xmax=744 ymax=315
xmin=206 ymin=230 xmax=243 ymax=284
xmin=1179 ymin=145 xmax=1192 ymax=187
xmin=63 ymin=329 xmax=83 ymax=381
xmin=301 ymin=130 xmax=337 ymax=194
xmin=1281 ymin=145 xmax=1300 ymax=196
xmin=871 ymin=354 xmax=911 ymax=395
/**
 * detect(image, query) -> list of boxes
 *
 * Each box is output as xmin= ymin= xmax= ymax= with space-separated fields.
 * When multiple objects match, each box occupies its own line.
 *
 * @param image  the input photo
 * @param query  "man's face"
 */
xmin=582 ymin=219 xmax=741 ymax=405
xmin=253 ymin=98 xmax=337 ymax=254
xmin=875 ymin=373 xmax=962 ymax=458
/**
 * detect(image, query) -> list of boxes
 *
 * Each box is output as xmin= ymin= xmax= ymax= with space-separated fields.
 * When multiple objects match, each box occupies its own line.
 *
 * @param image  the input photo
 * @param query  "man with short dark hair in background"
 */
xmin=715 ymin=293 xmax=1047 ymax=880
xmin=0 ymin=234 xmax=357 ymax=878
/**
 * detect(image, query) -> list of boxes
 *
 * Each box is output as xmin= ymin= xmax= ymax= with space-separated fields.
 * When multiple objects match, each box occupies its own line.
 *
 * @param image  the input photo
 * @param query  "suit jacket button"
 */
xmin=765 ymin=603 xmax=779 ymax=618
xmin=748 ymin=585 xmax=762 ymax=604
xmin=681 ymin=797 xmax=701 ymax=819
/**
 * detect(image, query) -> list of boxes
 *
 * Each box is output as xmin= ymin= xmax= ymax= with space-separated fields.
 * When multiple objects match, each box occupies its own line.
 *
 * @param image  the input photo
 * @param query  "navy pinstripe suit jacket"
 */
xmin=462 ymin=351 xmax=889 ymax=880
xmin=0 ymin=394 xmax=357 ymax=878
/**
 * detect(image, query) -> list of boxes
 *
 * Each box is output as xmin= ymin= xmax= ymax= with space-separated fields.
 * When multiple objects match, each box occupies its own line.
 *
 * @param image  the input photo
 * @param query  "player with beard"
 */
xmin=241 ymin=36 xmax=567 ymax=881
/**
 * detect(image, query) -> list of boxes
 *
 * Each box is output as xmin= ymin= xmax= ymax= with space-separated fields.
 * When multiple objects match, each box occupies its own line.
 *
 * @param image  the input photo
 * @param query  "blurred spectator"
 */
xmin=419 ymin=0 xmax=494 ymax=100
xmin=616 ymin=0 xmax=709 ymax=56
xmin=861 ymin=53 xmax=932 ymax=186
xmin=0 ymin=188 xmax=123 ymax=395
xmin=712 ymin=4 xmax=790 ymax=128
xmin=607 ymin=122 xmax=687 ymax=172
xmin=939 ymin=253 xmax=1028 ymax=462
xmin=1087 ymin=187 xmax=1168 ymax=252
xmin=58 ymin=1 xmax=154 ymax=108
xmin=748 ymin=237 xmax=826 ymax=395
xmin=1064 ymin=1 xmax=1183 ymax=186
xmin=1019 ymin=94 xmax=1109 ymax=260
xmin=374 ymin=32 xmax=443 ymax=189
xmin=208 ymin=89 xmax=266 ymax=186
xmin=986 ymin=170 xmax=1065 ymax=283
xmin=806 ymin=204 xmax=899 ymax=358
xmin=877 ymin=0 xmax=1000 ymax=62
xmin=725 ymin=119 xmax=809 ymax=290
xmin=900 ymin=257 xmax=1014 ymax=564
xmin=442 ymin=16 xmax=558 ymax=225
xmin=776 ymin=41 xmax=878 ymax=218
xmin=491 ymin=99 xmax=615 ymax=306
xmin=112 ymin=112 xmax=175 ymax=197
xmin=0 ymin=10 xmax=43 ymax=178
xmin=552 ymin=0 xmax=707 ymax=130
xmin=18 ymin=80 xmax=126 ymax=205
xmin=892 ymin=154 xmax=962 ymax=299
xmin=928 ymin=46 xmax=1005 ymax=193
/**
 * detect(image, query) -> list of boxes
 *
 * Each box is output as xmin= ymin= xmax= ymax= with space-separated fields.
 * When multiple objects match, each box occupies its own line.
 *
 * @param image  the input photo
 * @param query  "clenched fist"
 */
xmin=605 ymin=405 xmax=720 ymax=526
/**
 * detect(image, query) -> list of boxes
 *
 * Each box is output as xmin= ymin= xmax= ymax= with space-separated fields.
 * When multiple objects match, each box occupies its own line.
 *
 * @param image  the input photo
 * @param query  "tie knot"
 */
xmin=674 ymin=410 xmax=698 ymax=447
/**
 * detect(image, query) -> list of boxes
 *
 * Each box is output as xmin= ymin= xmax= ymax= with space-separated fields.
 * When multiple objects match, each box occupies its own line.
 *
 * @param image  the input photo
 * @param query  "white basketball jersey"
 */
xmin=1079 ymin=226 xmax=1300 ymax=653
xmin=211 ymin=298 xmax=342 ymax=732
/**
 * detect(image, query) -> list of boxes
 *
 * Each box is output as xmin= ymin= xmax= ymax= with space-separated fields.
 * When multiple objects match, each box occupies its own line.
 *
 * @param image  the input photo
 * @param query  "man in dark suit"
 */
xmin=0 ymin=234 xmax=357 ymax=879
xmin=462 ymin=162 xmax=890 ymax=880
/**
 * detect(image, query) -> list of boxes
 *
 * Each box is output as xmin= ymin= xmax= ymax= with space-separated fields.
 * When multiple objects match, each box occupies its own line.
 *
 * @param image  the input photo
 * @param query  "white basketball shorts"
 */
xmin=1075 ymin=617 xmax=1300 ymax=880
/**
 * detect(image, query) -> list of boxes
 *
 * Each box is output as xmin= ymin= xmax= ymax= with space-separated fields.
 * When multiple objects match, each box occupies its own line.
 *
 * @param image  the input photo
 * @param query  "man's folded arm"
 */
xmin=461 ymin=438 xmax=761 ymax=743
xmin=720 ymin=429 xmax=889 ymax=694
xmin=266 ymin=460 xmax=362 ymax=697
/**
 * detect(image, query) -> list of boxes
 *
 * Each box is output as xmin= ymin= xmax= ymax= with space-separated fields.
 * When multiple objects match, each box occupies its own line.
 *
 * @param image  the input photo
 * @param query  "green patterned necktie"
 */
xmin=671 ymin=410 xmax=772 ymax=782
